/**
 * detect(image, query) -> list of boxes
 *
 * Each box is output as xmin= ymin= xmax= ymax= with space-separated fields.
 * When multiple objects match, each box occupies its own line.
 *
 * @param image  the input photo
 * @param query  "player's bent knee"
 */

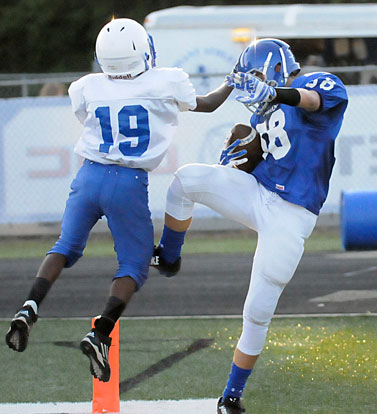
xmin=47 ymin=243 xmax=83 ymax=268
xmin=243 ymin=304 xmax=273 ymax=326
xmin=174 ymin=163 xmax=228 ymax=200
xmin=114 ymin=264 xmax=148 ymax=291
xmin=239 ymin=301 xmax=275 ymax=354
xmin=175 ymin=163 xmax=215 ymax=185
xmin=242 ymin=274 xmax=285 ymax=326
xmin=166 ymin=175 xmax=195 ymax=221
xmin=237 ymin=318 xmax=269 ymax=355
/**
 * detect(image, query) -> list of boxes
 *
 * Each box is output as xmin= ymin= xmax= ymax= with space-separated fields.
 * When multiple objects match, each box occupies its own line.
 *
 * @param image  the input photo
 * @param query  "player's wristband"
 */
xmin=273 ymin=88 xmax=301 ymax=106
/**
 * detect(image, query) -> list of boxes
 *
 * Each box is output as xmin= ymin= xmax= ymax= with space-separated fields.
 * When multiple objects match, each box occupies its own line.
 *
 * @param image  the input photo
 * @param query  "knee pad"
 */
xmin=238 ymin=274 xmax=280 ymax=355
xmin=165 ymin=174 xmax=195 ymax=221
xmin=243 ymin=274 xmax=284 ymax=326
xmin=244 ymin=302 xmax=274 ymax=327
xmin=174 ymin=163 xmax=219 ymax=194
xmin=237 ymin=318 xmax=269 ymax=355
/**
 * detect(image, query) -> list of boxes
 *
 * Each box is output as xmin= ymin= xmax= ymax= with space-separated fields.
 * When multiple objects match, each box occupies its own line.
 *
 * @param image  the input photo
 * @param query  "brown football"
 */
xmin=224 ymin=123 xmax=263 ymax=173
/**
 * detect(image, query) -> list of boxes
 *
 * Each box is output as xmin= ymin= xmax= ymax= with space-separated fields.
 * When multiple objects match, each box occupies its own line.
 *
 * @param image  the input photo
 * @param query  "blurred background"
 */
xmin=1 ymin=0 xmax=377 ymax=237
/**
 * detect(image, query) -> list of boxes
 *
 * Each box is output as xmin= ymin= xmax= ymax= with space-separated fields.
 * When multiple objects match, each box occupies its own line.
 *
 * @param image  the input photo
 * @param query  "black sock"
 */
xmin=95 ymin=296 xmax=126 ymax=336
xmin=27 ymin=277 xmax=52 ymax=306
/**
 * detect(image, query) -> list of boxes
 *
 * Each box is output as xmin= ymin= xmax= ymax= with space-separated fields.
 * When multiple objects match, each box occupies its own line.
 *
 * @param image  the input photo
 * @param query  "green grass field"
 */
xmin=3 ymin=228 xmax=371 ymax=413
xmin=0 ymin=227 xmax=343 ymax=259
xmin=1 ymin=316 xmax=376 ymax=413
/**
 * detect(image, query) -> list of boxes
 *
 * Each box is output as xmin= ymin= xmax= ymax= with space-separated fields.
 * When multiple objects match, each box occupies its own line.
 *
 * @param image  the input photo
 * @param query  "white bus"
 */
xmin=145 ymin=3 xmax=377 ymax=91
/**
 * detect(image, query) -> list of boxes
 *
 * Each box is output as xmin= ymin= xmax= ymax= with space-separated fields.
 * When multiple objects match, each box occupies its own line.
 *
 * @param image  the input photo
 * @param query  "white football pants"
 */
xmin=166 ymin=163 xmax=317 ymax=355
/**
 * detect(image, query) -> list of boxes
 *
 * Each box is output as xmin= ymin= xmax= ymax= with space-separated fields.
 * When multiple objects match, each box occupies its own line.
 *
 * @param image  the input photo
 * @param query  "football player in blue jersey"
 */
xmin=151 ymin=38 xmax=348 ymax=413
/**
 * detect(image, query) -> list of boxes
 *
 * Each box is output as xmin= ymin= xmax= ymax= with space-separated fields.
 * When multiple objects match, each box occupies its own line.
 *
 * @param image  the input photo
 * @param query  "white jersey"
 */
xmin=68 ymin=68 xmax=197 ymax=171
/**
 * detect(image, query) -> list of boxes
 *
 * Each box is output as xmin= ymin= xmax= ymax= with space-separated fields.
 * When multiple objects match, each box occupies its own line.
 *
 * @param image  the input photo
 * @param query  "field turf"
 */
xmin=3 ymin=228 xmax=374 ymax=413
xmin=1 ymin=316 xmax=376 ymax=412
xmin=0 ymin=227 xmax=342 ymax=259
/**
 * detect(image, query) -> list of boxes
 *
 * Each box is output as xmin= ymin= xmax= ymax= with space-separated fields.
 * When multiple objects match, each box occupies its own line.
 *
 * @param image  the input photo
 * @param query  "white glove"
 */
xmin=219 ymin=129 xmax=257 ymax=168
xmin=226 ymin=72 xmax=276 ymax=105
xmin=219 ymin=139 xmax=247 ymax=167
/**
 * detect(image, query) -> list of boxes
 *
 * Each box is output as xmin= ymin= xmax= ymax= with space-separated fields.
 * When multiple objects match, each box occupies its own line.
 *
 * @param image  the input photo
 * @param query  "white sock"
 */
xmin=23 ymin=300 xmax=38 ymax=315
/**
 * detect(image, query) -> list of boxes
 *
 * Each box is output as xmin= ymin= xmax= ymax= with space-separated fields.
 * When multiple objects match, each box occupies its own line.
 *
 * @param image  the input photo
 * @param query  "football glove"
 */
xmin=219 ymin=138 xmax=247 ymax=167
xmin=219 ymin=128 xmax=257 ymax=168
xmin=226 ymin=72 xmax=277 ymax=105
xmin=226 ymin=72 xmax=253 ymax=91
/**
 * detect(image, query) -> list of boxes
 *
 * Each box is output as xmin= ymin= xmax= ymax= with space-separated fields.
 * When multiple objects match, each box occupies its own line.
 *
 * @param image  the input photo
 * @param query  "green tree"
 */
xmin=0 ymin=0 xmax=373 ymax=73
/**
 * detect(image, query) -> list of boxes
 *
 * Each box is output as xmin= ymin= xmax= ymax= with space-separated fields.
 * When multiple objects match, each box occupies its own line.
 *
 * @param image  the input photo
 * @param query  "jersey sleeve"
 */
xmin=171 ymin=68 xmax=197 ymax=112
xmin=68 ymin=77 xmax=87 ymax=124
xmin=295 ymin=72 xmax=348 ymax=112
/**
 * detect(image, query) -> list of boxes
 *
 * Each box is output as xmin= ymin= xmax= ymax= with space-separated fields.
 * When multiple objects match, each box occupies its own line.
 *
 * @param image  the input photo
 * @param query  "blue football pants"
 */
xmin=49 ymin=159 xmax=154 ymax=289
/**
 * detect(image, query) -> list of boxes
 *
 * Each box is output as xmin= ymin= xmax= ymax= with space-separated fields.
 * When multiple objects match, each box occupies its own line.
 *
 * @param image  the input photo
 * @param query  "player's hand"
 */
xmin=226 ymin=72 xmax=254 ymax=91
xmin=226 ymin=72 xmax=267 ymax=93
xmin=226 ymin=72 xmax=277 ymax=105
xmin=235 ymin=74 xmax=277 ymax=105
xmin=219 ymin=138 xmax=248 ymax=168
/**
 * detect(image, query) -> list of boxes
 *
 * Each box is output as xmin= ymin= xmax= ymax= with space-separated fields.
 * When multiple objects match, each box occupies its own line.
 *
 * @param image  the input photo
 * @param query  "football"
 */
xmin=224 ymin=123 xmax=263 ymax=173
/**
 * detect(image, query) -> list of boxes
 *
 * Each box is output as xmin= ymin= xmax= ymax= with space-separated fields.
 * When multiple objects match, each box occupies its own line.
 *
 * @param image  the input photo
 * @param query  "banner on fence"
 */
xmin=0 ymin=86 xmax=376 ymax=224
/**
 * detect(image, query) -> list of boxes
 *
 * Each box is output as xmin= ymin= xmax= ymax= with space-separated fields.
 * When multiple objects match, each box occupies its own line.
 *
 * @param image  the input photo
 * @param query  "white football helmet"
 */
xmin=95 ymin=18 xmax=156 ymax=78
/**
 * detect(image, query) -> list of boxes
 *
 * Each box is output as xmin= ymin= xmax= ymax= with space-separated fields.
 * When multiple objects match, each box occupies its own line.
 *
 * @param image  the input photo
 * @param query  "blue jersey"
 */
xmin=251 ymin=72 xmax=348 ymax=215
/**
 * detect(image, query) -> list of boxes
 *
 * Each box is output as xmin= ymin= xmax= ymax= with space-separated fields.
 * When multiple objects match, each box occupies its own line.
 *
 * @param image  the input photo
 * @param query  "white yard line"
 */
xmin=0 ymin=313 xmax=376 ymax=323
xmin=0 ymin=399 xmax=218 ymax=414
xmin=343 ymin=266 xmax=377 ymax=277
xmin=309 ymin=290 xmax=377 ymax=303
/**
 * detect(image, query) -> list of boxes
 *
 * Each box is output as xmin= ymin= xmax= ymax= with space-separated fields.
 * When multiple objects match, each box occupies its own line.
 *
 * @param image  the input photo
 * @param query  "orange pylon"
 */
xmin=91 ymin=317 xmax=120 ymax=414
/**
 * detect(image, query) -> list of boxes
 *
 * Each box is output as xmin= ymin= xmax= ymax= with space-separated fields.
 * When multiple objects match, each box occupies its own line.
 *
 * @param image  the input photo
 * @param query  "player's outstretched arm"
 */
xmin=193 ymin=82 xmax=233 ymax=113
xmin=295 ymin=88 xmax=321 ymax=112
xmin=227 ymin=72 xmax=321 ymax=112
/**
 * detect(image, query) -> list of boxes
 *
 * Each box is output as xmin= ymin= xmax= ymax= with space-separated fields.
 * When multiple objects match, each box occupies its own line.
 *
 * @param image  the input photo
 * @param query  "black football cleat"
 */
xmin=6 ymin=305 xmax=38 ymax=352
xmin=150 ymin=245 xmax=181 ymax=277
xmin=80 ymin=329 xmax=112 ymax=382
xmin=217 ymin=396 xmax=246 ymax=414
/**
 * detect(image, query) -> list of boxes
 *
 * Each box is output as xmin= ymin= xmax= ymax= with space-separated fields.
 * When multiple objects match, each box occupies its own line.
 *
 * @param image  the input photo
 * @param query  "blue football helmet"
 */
xmin=235 ymin=38 xmax=300 ymax=88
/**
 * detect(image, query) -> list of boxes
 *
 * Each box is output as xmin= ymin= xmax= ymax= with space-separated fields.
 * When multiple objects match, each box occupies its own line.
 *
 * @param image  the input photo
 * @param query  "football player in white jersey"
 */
xmin=151 ymin=38 xmax=348 ymax=413
xmin=5 ymin=18 xmax=233 ymax=382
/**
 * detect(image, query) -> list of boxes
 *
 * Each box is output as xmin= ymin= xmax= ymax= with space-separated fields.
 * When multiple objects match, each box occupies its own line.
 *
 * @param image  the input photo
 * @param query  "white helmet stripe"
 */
xmin=262 ymin=52 xmax=273 ymax=76
xmin=279 ymin=47 xmax=288 ymax=84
